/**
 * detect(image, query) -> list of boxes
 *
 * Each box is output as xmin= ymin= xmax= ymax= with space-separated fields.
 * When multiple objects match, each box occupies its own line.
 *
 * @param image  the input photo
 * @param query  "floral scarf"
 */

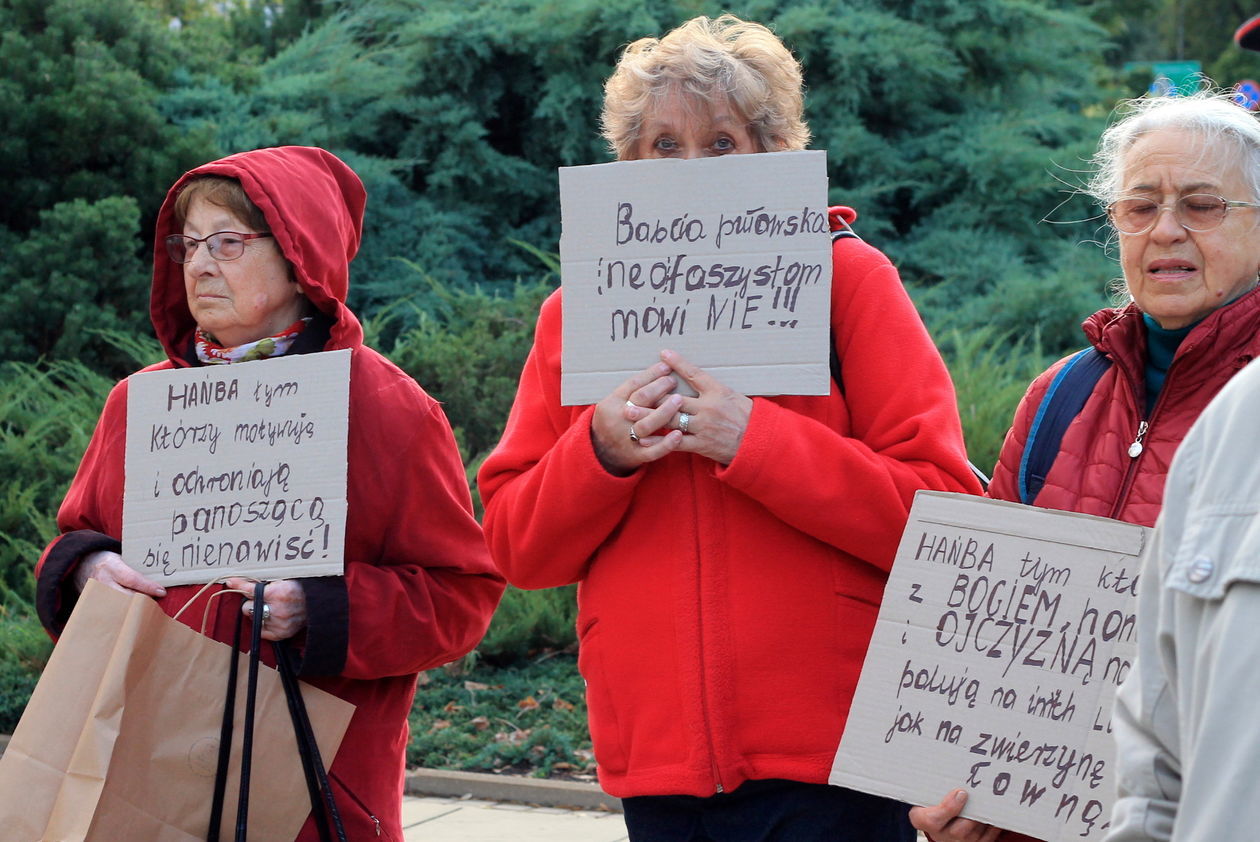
xmin=195 ymin=318 xmax=311 ymax=364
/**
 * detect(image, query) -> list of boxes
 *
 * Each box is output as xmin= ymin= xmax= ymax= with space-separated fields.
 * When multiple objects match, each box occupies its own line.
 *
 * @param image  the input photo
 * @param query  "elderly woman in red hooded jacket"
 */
xmin=34 ymin=146 xmax=505 ymax=841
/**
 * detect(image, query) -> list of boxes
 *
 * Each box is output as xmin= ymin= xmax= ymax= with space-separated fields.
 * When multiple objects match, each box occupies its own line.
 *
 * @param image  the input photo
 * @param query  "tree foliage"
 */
xmin=0 ymin=0 xmax=1187 ymax=701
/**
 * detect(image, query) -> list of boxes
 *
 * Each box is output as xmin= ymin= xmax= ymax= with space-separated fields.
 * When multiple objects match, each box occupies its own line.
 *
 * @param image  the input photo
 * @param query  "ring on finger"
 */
xmin=626 ymin=399 xmax=639 ymax=409
xmin=678 ymin=412 xmax=691 ymax=434
xmin=629 ymin=424 xmax=640 ymax=443
xmin=243 ymin=600 xmax=271 ymax=624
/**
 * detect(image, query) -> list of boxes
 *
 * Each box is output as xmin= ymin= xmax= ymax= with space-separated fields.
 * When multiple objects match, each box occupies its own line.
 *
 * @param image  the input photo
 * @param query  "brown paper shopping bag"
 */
xmin=0 ymin=580 xmax=355 ymax=841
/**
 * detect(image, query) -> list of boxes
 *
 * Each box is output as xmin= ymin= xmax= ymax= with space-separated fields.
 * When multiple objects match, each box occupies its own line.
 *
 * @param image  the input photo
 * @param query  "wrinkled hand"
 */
xmin=910 ymin=790 xmax=1003 ymax=842
xmin=224 ymin=577 xmax=308 ymax=642
xmin=73 ymin=550 xmax=166 ymax=599
xmin=591 ymin=361 xmax=684 ymax=476
xmin=660 ymin=349 xmax=752 ymax=466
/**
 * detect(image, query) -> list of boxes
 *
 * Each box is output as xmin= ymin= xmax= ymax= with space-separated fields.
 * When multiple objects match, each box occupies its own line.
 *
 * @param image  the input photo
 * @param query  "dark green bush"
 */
xmin=408 ymin=654 xmax=592 ymax=778
xmin=367 ymin=261 xmax=555 ymax=470
xmin=0 ymin=596 xmax=52 ymax=732
xmin=476 ymin=586 xmax=579 ymax=665
xmin=0 ymin=360 xmax=116 ymax=597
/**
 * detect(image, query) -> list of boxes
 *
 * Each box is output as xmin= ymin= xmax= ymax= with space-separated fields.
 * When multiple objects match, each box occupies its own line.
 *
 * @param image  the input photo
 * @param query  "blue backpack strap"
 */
xmin=1017 ymin=347 xmax=1111 ymax=505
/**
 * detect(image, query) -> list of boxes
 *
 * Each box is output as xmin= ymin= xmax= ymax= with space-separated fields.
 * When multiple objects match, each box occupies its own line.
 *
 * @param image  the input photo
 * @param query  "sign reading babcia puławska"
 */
xmin=122 ymin=350 xmax=350 ymax=585
xmin=558 ymin=150 xmax=832 ymax=405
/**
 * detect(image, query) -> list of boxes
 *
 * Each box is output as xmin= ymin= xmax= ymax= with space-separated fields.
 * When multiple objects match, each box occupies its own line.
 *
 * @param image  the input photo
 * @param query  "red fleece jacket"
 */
xmin=478 ymin=233 xmax=982 ymax=798
xmin=35 ymin=147 xmax=504 ymax=842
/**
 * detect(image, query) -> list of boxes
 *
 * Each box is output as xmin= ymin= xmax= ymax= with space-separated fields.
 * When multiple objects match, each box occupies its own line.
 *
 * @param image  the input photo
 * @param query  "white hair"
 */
xmin=1088 ymin=89 xmax=1260 ymax=206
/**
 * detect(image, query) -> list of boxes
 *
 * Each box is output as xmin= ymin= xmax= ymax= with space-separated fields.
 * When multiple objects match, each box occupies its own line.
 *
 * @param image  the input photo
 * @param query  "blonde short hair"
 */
xmin=601 ymin=14 xmax=810 ymax=160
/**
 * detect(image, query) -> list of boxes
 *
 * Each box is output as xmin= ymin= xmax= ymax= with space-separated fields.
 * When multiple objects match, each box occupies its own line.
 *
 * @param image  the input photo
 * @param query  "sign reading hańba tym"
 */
xmin=558 ymin=150 xmax=832 ymax=405
xmin=122 ymin=350 xmax=350 ymax=586
xmin=830 ymin=492 xmax=1150 ymax=842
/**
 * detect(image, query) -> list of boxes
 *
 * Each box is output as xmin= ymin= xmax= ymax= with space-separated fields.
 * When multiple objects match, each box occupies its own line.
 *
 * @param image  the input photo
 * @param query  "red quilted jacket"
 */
xmin=989 ymin=288 xmax=1260 ymax=526
xmin=970 ymin=289 xmax=1260 ymax=842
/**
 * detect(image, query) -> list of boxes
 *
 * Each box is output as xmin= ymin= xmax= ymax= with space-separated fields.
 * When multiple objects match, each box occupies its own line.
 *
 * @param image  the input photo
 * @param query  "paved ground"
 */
xmin=401 ymin=794 xmax=629 ymax=841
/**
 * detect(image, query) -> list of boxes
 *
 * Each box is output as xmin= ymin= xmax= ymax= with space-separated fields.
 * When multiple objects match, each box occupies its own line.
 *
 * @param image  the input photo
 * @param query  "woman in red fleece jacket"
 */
xmin=35 ymin=146 xmax=504 ymax=841
xmin=477 ymin=14 xmax=981 ymax=841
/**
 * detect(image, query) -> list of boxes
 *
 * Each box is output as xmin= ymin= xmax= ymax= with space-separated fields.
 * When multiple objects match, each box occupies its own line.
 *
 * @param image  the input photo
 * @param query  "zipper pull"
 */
xmin=1127 ymin=421 xmax=1148 ymax=458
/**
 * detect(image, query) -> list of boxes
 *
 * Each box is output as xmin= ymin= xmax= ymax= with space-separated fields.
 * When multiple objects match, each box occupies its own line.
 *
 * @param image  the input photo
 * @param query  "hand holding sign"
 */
xmin=661 ymin=349 xmax=753 ymax=467
xmin=559 ymin=151 xmax=832 ymax=405
xmin=74 ymin=550 xmax=167 ymax=600
xmin=592 ymin=361 xmax=683 ymax=476
xmin=911 ymin=790 xmax=1005 ymax=842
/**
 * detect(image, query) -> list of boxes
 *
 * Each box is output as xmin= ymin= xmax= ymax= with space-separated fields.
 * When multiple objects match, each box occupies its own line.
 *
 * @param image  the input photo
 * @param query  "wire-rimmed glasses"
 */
xmin=1107 ymin=194 xmax=1260 ymax=235
xmin=165 ymin=231 xmax=273 ymax=263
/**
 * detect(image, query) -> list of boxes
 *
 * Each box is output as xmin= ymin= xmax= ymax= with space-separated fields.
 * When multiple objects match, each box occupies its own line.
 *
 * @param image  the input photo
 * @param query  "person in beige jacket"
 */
xmin=1106 ymin=354 xmax=1260 ymax=840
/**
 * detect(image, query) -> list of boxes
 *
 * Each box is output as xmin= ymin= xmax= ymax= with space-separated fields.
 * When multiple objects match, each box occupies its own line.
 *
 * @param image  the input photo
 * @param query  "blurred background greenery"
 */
xmin=3 ymin=0 xmax=1257 ymax=773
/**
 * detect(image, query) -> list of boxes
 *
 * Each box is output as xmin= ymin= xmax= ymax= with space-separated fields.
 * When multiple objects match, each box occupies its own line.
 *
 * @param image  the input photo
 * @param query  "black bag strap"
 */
xmin=206 ymin=584 xmax=347 ymax=842
xmin=1018 ymin=346 xmax=1112 ymax=504
xmin=233 ymin=581 xmax=267 ymax=841
xmin=207 ymin=601 xmax=244 ymax=842
xmin=275 ymin=640 xmax=348 ymax=842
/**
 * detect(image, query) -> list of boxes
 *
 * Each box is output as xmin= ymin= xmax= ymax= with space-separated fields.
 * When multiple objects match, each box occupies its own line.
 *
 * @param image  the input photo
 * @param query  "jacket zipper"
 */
xmin=1126 ymin=420 xmax=1149 ymax=458
xmin=690 ymin=460 xmax=725 ymax=795
xmin=330 ymin=770 xmax=382 ymax=836
xmin=1108 ymin=337 xmax=1183 ymax=519
xmin=1108 ymin=418 xmax=1147 ymax=521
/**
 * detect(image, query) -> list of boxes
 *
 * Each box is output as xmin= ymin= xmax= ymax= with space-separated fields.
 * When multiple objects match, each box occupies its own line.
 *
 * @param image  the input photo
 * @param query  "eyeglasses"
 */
xmin=165 ymin=231 xmax=273 ymax=263
xmin=1107 ymin=194 xmax=1260 ymax=235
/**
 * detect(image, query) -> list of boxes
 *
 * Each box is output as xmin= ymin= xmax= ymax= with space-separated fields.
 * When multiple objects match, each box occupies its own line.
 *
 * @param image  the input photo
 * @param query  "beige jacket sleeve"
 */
xmin=1107 ymin=359 xmax=1260 ymax=841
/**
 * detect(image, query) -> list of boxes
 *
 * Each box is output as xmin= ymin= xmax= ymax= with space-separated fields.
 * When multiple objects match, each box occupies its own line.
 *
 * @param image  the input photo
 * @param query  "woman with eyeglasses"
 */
xmin=33 ymin=146 xmax=505 ymax=840
xmin=911 ymin=91 xmax=1260 ymax=842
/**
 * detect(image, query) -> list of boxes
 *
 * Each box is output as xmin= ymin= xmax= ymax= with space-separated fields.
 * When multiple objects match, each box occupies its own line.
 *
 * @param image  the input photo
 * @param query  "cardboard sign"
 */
xmin=122 ymin=350 xmax=350 ymax=585
xmin=558 ymin=150 xmax=832 ymax=405
xmin=830 ymin=491 xmax=1150 ymax=841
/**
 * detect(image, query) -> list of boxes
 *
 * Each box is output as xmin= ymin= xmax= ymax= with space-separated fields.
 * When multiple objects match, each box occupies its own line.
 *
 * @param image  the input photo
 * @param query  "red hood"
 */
xmin=150 ymin=146 xmax=366 ymax=364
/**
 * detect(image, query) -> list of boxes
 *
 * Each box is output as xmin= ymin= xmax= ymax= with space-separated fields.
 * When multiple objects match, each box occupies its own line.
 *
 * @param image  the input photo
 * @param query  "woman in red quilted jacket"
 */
xmin=911 ymin=90 xmax=1260 ymax=842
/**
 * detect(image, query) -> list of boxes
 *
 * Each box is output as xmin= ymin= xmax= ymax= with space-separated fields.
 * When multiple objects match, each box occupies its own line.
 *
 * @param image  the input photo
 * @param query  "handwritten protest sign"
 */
xmin=122 ymin=350 xmax=350 ymax=586
xmin=558 ymin=150 xmax=832 ymax=405
xmin=830 ymin=491 xmax=1149 ymax=841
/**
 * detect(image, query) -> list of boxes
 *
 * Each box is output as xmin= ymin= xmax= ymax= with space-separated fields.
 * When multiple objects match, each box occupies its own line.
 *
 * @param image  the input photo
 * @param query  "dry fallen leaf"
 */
xmin=552 ymin=698 xmax=575 ymax=711
xmin=517 ymin=695 xmax=541 ymax=711
xmin=429 ymin=719 xmax=452 ymax=732
xmin=470 ymin=715 xmax=490 ymax=731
